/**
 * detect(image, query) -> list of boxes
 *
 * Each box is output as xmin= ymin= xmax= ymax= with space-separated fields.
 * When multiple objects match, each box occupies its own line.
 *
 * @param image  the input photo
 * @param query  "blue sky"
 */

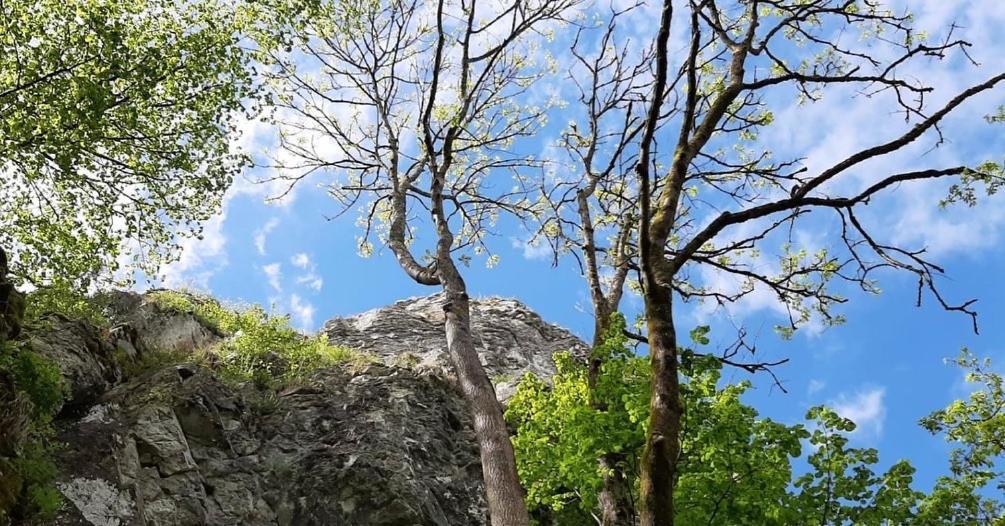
xmin=153 ymin=0 xmax=1005 ymax=491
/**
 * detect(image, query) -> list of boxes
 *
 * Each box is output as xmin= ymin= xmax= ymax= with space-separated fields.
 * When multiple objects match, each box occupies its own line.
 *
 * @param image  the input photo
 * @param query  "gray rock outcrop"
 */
xmin=323 ymin=294 xmax=587 ymax=387
xmin=103 ymin=291 xmax=221 ymax=357
xmin=20 ymin=291 xmax=586 ymax=525
xmin=54 ymin=363 xmax=485 ymax=526
xmin=27 ymin=316 xmax=121 ymax=412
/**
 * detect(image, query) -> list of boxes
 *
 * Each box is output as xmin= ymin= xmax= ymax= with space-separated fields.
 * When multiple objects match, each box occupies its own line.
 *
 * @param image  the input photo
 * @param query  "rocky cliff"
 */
xmin=322 ymin=294 xmax=587 ymax=401
xmin=12 ymin=292 xmax=586 ymax=525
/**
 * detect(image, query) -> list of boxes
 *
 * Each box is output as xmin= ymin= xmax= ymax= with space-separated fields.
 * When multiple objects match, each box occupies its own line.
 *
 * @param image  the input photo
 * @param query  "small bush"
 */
xmin=147 ymin=290 xmax=374 ymax=388
xmin=24 ymin=282 xmax=110 ymax=329
xmin=0 ymin=342 xmax=66 ymax=521
xmin=11 ymin=442 xmax=61 ymax=519
xmin=0 ymin=349 xmax=66 ymax=423
xmin=116 ymin=346 xmax=191 ymax=379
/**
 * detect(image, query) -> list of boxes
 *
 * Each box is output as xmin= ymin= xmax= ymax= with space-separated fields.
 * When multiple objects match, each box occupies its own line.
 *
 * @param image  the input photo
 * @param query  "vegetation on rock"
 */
xmin=0 ymin=341 xmax=66 ymax=522
xmin=145 ymin=290 xmax=374 ymax=388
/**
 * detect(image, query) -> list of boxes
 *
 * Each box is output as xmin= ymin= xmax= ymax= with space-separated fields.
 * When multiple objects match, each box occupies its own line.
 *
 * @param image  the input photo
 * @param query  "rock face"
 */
xmin=323 ymin=294 xmax=587 ymax=382
xmin=27 ymin=316 xmax=121 ymax=412
xmin=104 ymin=290 xmax=222 ymax=357
xmin=26 ymin=292 xmax=584 ymax=525
xmin=54 ymin=364 xmax=484 ymax=526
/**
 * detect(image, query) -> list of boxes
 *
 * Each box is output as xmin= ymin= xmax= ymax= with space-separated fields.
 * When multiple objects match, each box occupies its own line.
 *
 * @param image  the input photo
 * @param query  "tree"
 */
xmin=506 ymin=316 xmax=651 ymax=524
xmin=0 ymin=0 xmax=256 ymax=294
xmin=917 ymin=349 xmax=1005 ymax=524
xmin=253 ymin=0 xmax=578 ymax=523
xmin=508 ymin=324 xmax=1005 ymax=524
xmin=508 ymin=319 xmax=808 ymax=525
xmin=530 ymin=7 xmax=649 ymax=523
xmin=588 ymin=2 xmax=1005 ymax=524
xmin=1 ymin=1 xmax=255 ymax=520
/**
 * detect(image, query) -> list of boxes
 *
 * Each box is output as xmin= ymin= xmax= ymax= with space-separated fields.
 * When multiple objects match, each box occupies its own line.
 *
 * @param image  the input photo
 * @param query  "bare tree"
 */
xmin=531 ymin=6 xmax=649 ymax=523
xmin=256 ymin=0 xmax=578 ymax=523
xmin=580 ymin=1 xmax=1005 ymax=525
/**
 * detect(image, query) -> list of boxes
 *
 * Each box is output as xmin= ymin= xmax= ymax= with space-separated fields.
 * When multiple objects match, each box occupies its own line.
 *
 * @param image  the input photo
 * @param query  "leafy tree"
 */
xmin=509 ymin=318 xmax=804 ymax=524
xmin=917 ymin=350 xmax=1005 ymax=524
xmin=1 ymin=1 xmax=255 ymax=520
xmin=253 ymin=0 xmax=578 ymax=523
xmin=508 ymin=323 xmax=1005 ymax=525
xmin=529 ymin=10 xmax=648 ymax=523
xmin=788 ymin=408 xmax=922 ymax=525
xmin=507 ymin=315 xmax=649 ymax=524
xmin=0 ymin=0 xmax=257 ymax=293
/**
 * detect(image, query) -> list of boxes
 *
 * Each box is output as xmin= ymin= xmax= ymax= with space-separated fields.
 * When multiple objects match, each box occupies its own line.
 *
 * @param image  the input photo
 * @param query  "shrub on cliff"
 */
xmin=147 ymin=290 xmax=373 ymax=388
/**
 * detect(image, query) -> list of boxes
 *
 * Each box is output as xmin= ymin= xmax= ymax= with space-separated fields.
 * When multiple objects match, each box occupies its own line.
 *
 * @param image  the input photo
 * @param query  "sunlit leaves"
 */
xmin=942 ymin=163 xmax=1005 ymax=208
xmin=917 ymin=349 xmax=1005 ymax=523
xmin=1 ymin=0 xmax=256 ymax=291
xmin=510 ymin=323 xmax=1004 ymax=523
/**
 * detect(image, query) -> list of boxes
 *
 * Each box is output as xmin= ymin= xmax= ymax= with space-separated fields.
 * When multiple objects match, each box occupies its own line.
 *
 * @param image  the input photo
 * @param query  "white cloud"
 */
xmin=751 ymin=0 xmax=1005 ymax=263
xmin=160 ymin=212 xmax=228 ymax=290
xmin=831 ymin=387 xmax=887 ymax=440
xmin=511 ymin=235 xmax=551 ymax=261
xmin=262 ymin=263 xmax=283 ymax=292
xmin=291 ymin=252 xmax=311 ymax=269
xmin=290 ymin=294 xmax=316 ymax=331
xmin=891 ymin=184 xmax=1005 ymax=258
xmin=230 ymin=113 xmax=310 ymax=209
xmin=253 ymin=218 xmax=281 ymax=256
xmin=296 ymin=275 xmax=324 ymax=291
xmin=290 ymin=252 xmax=324 ymax=291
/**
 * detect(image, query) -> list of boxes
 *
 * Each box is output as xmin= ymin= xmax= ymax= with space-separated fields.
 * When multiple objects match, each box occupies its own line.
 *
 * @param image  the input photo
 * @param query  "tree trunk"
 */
xmin=439 ymin=269 xmax=530 ymax=526
xmin=597 ymin=452 xmax=635 ymax=525
xmin=589 ymin=311 xmax=637 ymax=526
xmin=637 ymin=285 xmax=682 ymax=526
xmin=0 ymin=246 xmax=24 ymax=346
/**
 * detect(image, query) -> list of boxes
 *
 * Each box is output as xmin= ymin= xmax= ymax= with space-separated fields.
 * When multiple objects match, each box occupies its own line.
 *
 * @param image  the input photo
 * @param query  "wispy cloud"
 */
xmin=511 ymin=235 xmax=551 ymax=261
xmin=262 ymin=263 xmax=283 ymax=292
xmin=253 ymin=218 xmax=281 ymax=256
xmin=290 ymin=294 xmax=316 ymax=330
xmin=807 ymin=379 xmax=826 ymax=396
xmin=291 ymin=252 xmax=311 ymax=268
xmin=290 ymin=253 xmax=324 ymax=291
xmin=831 ymin=387 xmax=887 ymax=440
xmin=296 ymin=275 xmax=324 ymax=291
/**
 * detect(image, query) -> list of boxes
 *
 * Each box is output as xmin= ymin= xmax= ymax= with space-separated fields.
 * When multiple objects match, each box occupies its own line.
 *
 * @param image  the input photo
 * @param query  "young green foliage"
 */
xmin=917 ymin=349 xmax=1005 ymax=524
xmin=509 ymin=321 xmax=1005 ymax=524
xmin=790 ymin=407 xmax=923 ymax=525
xmin=1 ymin=0 xmax=258 ymax=292
xmin=507 ymin=315 xmax=648 ymax=521
xmin=0 ymin=341 xmax=67 ymax=521
xmin=146 ymin=291 xmax=373 ymax=388
xmin=23 ymin=284 xmax=111 ymax=330
xmin=507 ymin=317 xmax=805 ymax=524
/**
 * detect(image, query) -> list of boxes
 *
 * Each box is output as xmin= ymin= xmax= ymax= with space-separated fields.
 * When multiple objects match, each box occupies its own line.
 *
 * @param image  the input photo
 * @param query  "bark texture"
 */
xmin=597 ymin=452 xmax=635 ymax=526
xmin=638 ymin=286 xmax=682 ymax=526
xmin=634 ymin=2 xmax=680 ymax=524
xmin=440 ymin=277 xmax=529 ymax=526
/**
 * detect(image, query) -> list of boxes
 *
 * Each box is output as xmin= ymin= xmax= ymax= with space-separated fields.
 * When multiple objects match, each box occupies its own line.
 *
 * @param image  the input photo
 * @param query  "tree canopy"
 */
xmin=0 ymin=0 xmax=257 ymax=292
xmin=508 ymin=318 xmax=1005 ymax=525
